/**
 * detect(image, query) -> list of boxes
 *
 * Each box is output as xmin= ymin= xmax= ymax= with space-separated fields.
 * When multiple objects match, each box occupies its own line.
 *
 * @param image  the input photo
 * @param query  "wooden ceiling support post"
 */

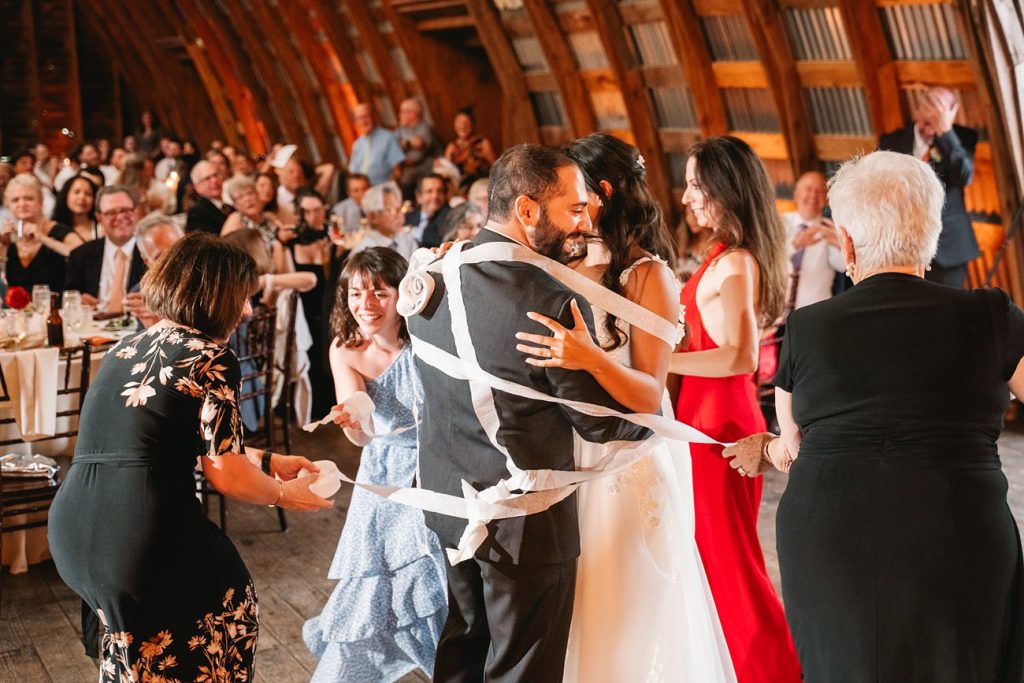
xmin=837 ymin=0 xmax=904 ymax=137
xmin=522 ymin=0 xmax=599 ymax=136
xmin=584 ymin=0 xmax=674 ymax=212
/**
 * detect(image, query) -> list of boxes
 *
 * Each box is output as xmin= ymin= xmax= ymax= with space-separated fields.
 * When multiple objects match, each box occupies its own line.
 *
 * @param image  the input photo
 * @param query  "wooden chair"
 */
xmin=198 ymin=304 xmax=288 ymax=532
xmin=0 ymin=343 xmax=95 ymax=600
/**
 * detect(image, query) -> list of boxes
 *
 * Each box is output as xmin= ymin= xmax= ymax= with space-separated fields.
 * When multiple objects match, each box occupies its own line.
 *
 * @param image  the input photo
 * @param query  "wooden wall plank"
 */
xmin=522 ymin=0 xmax=600 ymax=136
xmin=585 ymin=0 xmax=674 ymax=213
xmin=895 ymin=60 xmax=976 ymax=86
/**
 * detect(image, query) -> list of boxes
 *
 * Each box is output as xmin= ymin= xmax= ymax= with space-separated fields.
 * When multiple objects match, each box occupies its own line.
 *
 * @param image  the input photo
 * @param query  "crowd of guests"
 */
xmin=20 ymin=83 xmax=1024 ymax=683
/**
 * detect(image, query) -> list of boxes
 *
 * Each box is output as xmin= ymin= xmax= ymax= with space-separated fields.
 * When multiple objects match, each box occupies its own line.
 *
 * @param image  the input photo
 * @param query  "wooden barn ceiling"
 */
xmin=1 ymin=0 xmax=1023 ymax=295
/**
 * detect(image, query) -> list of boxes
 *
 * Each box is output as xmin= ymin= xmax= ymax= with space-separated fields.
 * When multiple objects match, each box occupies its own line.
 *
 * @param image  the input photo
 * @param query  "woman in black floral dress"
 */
xmin=49 ymin=233 xmax=331 ymax=682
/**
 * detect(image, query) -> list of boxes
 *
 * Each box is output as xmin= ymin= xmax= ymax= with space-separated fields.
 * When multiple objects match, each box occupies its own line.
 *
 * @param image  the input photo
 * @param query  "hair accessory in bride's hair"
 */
xmin=635 ymin=154 xmax=646 ymax=173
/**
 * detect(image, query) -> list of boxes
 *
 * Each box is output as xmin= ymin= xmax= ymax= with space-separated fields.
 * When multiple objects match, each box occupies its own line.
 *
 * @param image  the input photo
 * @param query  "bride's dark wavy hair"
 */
xmin=563 ymin=133 xmax=675 ymax=350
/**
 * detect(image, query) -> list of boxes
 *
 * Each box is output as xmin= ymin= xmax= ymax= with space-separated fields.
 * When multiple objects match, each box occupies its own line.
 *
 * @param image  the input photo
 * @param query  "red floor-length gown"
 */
xmin=675 ymin=241 xmax=801 ymax=683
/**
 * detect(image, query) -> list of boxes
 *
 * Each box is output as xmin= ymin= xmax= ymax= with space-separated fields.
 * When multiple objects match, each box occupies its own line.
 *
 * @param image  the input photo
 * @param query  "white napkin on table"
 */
xmin=0 ymin=347 xmax=60 ymax=440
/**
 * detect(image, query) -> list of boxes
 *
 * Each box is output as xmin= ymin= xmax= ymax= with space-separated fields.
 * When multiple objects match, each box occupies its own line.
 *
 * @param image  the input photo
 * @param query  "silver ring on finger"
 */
xmin=737 ymin=466 xmax=747 ymax=476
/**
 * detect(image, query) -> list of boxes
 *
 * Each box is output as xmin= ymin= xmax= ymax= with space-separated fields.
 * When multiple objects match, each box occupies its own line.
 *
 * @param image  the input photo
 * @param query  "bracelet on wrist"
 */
xmin=269 ymin=479 xmax=284 ymax=507
xmin=261 ymin=449 xmax=273 ymax=475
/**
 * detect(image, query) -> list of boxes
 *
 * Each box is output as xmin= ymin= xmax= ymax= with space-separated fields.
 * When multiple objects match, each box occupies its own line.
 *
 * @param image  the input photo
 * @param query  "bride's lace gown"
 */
xmin=563 ymin=256 xmax=736 ymax=683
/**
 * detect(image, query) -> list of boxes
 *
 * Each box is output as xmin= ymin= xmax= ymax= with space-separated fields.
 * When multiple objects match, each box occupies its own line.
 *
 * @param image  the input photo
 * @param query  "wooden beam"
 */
xmin=280 ymin=0 xmax=359 ymax=155
xmin=130 ymin=0 xmax=248 ymax=148
xmin=522 ymin=0 xmax=599 ymax=136
xmin=796 ymin=61 xmax=862 ymax=87
xmin=339 ymin=0 xmax=409 ymax=111
xmin=462 ymin=0 xmax=541 ymax=145
xmin=894 ymin=60 xmax=976 ymax=86
xmin=712 ymin=61 xmax=770 ymax=88
xmin=837 ymin=0 xmax=904 ymax=135
xmin=812 ymin=134 xmax=875 ymax=160
xmin=381 ymin=1 xmax=448 ymax=134
xmin=733 ymin=131 xmax=789 ymax=159
xmin=584 ymin=0 xmax=674 ymax=213
xmin=303 ymin=0 xmax=373 ymax=111
xmin=215 ymin=0 xmax=302 ymax=149
xmin=91 ymin=0 xmax=191 ymax=141
xmin=658 ymin=0 xmax=729 ymax=137
xmin=21 ymin=0 xmax=43 ymax=145
xmin=739 ymin=0 xmax=818 ymax=175
xmin=242 ymin=0 xmax=334 ymax=161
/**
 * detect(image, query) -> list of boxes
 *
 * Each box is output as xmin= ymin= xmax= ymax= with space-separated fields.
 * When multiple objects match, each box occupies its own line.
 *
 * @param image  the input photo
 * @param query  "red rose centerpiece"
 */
xmin=5 ymin=286 xmax=30 ymax=310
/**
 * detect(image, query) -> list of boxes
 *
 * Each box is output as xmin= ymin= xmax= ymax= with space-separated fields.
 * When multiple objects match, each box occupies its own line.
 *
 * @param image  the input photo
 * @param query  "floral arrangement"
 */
xmin=5 ymin=286 xmax=30 ymax=310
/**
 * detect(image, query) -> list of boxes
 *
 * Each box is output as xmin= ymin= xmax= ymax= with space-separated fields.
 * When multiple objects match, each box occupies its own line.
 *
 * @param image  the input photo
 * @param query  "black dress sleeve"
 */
xmin=773 ymin=318 xmax=795 ymax=392
xmin=998 ymin=290 xmax=1024 ymax=381
xmin=199 ymin=346 xmax=245 ymax=457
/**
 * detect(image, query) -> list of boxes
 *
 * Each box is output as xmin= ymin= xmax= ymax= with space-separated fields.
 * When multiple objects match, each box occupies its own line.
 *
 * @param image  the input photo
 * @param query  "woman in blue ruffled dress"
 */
xmin=303 ymin=247 xmax=447 ymax=682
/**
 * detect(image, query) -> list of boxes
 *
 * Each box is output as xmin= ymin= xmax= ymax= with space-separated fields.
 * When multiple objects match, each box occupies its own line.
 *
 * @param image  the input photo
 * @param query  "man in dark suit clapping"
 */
xmin=409 ymin=145 xmax=651 ymax=682
xmin=65 ymin=185 xmax=147 ymax=313
xmin=878 ymin=86 xmax=979 ymax=288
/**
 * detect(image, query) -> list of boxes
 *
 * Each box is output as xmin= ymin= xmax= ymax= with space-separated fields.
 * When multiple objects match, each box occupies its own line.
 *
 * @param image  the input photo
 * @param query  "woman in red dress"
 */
xmin=670 ymin=136 xmax=801 ymax=682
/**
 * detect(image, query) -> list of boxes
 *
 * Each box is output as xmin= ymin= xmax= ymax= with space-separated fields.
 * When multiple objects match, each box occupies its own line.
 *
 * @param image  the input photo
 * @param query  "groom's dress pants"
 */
xmin=434 ymin=555 xmax=577 ymax=682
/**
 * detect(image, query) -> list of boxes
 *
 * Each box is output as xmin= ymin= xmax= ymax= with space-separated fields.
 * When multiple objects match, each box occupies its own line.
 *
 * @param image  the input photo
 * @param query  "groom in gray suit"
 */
xmin=409 ymin=144 xmax=651 ymax=682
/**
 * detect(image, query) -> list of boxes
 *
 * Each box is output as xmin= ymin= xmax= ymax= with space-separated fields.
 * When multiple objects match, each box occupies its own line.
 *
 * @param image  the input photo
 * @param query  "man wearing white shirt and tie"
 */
xmin=65 ymin=186 xmax=147 ymax=312
xmin=781 ymin=171 xmax=844 ymax=317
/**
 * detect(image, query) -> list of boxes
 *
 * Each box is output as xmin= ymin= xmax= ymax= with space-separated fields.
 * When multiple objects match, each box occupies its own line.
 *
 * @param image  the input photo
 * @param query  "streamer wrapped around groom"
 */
xmin=407 ymin=144 xmax=651 ymax=683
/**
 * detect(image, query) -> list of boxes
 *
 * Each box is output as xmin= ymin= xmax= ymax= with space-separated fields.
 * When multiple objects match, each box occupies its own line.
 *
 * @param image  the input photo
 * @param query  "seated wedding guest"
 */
xmin=48 ymin=232 xmax=331 ymax=683
xmin=65 ymin=185 xmax=147 ymax=312
xmin=3 ymin=173 xmax=71 ymax=264
xmin=125 ymin=215 xmax=185 ymax=328
xmin=351 ymin=181 xmax=416 ymax=260
xmin=117 ymin=154 xmax=169 ymax=217
xmin=1 ymin=175 xmax=66 ymax=292
xmin=466 ymin=176 xmax=488 ymax=216
xmin=101 ymin=147 xmax=125 ymax=186
xmin=304 ymin=247 xmax=446 ymax=682
xmin=49 ymin=174 xmax=102 ymax=255
xmin=186 ymin=160 xmax=233 ymax=235
xmin=781 ymin=171 xmax=843 ymax=317
xmin=13 ymin=149 xmax=56 ymax=216
xmin=330 ymin=173 xmax=370 ymax=234
xmin=154 ymin=138 xmax=184 ymax=182
xmin=440 ymin=200 xmax=484 ymax=243
xmin=220 ymin=175 xmax=280 ymax=247
xmin=255 ymin=171 xmax=280 ymax=218
xmin=444 ymin=109 xmax=496 ymax=191
xmin=55 ymin=142 xmax=100 ymax=191
xmin=223 ymin=227 xmax=317 ymax=304
xmin=727 ymin=150 xmax=1024 ymax=682
xmin=404 ymin=173 xmax=450 ymax=249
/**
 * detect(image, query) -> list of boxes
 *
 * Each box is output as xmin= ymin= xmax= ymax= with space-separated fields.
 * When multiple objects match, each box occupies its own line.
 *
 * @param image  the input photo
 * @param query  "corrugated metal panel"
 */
xmin=806 ymin=87 xmax=872 ymax=136
xmin=512 ymin=36 xmax=551 ymax=73
xmin=763 ymin=158 xmax=795 ymax=200
xmin=630 ymin=22 xmax=678 ymax=67
xmin=569 ymin=31 xmax=611 ymax=69
xmin=783 ymin=6 xmax=852 ymax=61
xmin=722 ymin=88 xmax=780 ymax=132
xmin=390 ymin=47 xmax=415 ymax=82
xmin=701 ymin=15 xmax=759 ymax=61
xmin=530 ymin=91 xmax=568 ymax=128
xmin=667 ymin=152 xmax=688 ymax=188
xmin=880 ymin=3 xmax=965 ymax=60
xmin=649 ymin=87 xmax=699 ymax=130
xmin=591 ymin=90 xmax=631 ymax=130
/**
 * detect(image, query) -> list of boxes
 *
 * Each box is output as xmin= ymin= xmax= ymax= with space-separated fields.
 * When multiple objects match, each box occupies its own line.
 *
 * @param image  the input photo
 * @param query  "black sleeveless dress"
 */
xmin=49 ymin=324 xmax=258 ymax=682
xmin=774 ymin=274 xmax=1024 ymax=682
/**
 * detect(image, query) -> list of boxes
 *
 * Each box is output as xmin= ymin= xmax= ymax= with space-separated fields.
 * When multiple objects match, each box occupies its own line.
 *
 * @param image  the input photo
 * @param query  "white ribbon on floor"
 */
xmin=328 ymin=239 xmax=731 ymax=564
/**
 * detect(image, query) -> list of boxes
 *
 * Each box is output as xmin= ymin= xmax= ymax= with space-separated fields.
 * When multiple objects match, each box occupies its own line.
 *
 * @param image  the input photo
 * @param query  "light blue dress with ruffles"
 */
xmin=303 ymin=346 xmax=447 ymax=682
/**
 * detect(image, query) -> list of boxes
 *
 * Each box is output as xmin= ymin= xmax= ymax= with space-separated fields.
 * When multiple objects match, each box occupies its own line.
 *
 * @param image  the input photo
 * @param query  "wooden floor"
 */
xmin=4 ymin=425 xmax=1024 ymax=682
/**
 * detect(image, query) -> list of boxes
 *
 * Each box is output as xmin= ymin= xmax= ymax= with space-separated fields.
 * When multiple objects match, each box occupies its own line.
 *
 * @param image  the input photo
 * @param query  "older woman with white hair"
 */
xmin=220 ymin=174 xmax=280 ymax=247
xmin=726 ymin=150 xmax=1024 ymax=681
xmin=350 ymin=181 xmax=416 ymax=260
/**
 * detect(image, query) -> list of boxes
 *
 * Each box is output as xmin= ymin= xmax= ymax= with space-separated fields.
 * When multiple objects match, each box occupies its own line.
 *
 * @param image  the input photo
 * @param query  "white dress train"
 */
xmin=563 ymin=257 xmax=735 ymax=683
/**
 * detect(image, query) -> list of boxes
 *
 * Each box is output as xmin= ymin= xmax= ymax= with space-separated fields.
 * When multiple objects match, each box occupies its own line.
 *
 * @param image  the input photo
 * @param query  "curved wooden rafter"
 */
xmin=243 ymin=0 xmax=334 ymax=162
xmin=836 ymin=0 xmax=904 ymax=136
xmin=659 ymin=0 xmax=729 ymax=138
xmin=340 ymin=0 xmax=411 ymax=113
xmin=521 ymin=0 xmax=599 ymax=137
xmin=584 ymin=0 xmax=674 ymax=213
xmin=739 ymin=0 xmax=818 ymax=176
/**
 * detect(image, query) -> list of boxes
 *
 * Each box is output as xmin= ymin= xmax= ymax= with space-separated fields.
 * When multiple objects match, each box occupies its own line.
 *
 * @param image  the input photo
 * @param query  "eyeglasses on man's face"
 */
xmin=196 ymin=173 xmax=223 ymax=185
xmin=100 ymin=208 xmax=134 ymax=219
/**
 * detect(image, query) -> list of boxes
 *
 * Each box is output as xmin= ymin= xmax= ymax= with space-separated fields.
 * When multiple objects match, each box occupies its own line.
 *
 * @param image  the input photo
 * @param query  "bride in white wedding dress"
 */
xmin=516 ymin=134 xmax=735 ymax=682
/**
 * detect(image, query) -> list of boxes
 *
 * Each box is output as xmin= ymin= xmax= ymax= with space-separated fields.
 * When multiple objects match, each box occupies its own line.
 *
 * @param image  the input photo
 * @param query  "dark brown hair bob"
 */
xmin=140 ymin=232 xmax=259 ymax=340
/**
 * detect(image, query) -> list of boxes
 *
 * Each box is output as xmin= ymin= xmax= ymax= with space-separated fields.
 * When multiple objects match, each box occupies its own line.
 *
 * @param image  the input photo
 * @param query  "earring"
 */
xmin=845 ymin=262 xmax=855 ymax=279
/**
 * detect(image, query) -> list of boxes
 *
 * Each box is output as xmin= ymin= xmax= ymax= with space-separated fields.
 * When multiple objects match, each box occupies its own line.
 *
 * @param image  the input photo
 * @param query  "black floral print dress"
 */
xmin=49 ymin=323 xmax=259 ymax=683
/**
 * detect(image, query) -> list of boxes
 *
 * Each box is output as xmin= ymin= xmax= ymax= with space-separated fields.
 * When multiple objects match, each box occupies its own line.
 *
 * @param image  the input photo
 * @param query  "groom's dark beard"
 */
xmin=531 ymin=206 xmax=586 ymax=264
